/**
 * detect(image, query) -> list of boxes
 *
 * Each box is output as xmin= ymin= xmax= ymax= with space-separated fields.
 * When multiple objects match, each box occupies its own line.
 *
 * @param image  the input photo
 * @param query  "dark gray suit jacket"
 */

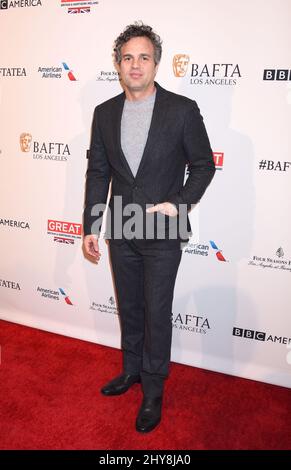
xmin=83 ymin=82 xmax=215 ymax=246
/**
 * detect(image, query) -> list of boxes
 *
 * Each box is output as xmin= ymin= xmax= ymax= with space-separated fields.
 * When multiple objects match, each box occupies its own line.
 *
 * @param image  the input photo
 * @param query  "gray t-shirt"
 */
xmin=121 ymin=90 xmax=156 ymax=177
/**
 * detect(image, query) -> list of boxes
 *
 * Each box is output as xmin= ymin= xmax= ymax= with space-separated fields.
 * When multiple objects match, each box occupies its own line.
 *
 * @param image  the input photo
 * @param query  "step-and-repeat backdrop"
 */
xmin=1 ymin=0 xmax=290 ymax=388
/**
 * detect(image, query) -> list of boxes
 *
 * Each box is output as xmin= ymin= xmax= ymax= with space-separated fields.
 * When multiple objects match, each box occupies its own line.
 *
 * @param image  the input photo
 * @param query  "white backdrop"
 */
xmin=1 ymin=0 xmax=291 ymax=388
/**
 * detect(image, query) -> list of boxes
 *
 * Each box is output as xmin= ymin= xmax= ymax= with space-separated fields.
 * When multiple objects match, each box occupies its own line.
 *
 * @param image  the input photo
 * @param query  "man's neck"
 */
xmin=125 ymin=83 xmax=156 ymax=102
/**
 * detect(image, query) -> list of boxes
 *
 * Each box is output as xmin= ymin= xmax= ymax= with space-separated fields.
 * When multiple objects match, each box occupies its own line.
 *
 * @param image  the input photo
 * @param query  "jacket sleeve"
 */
xmin=83 ymin=107 xmax=112 ymax=236
xmin=167 ymin=101 xmax=215 ymax=211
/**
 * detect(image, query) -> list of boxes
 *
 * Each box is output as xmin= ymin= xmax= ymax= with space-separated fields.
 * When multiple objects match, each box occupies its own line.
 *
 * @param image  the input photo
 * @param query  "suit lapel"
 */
xmin=135 ymin=83 xmax=167 ymax=181
xmin=113 ymin=82 xmax=168 ymax=182
xmin=111 ymin=92 xmax=135 ymax=183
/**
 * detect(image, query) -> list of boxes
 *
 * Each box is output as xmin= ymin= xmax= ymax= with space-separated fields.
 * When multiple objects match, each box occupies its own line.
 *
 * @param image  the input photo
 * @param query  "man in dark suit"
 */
xmin=83 ymin=22 xmax=215 ymax=433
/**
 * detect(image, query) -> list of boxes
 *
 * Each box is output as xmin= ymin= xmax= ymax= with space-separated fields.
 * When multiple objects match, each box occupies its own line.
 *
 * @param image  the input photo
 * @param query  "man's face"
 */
xmin=117 ymin=36 xmax=158 ymax=93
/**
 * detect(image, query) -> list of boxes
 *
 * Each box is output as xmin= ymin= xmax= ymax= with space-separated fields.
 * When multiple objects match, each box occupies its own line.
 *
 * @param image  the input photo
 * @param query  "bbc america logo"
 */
xmin=263 ymin=69 xmax=291 ymax=81
xmin=233 ymin=328 xmax=266 ymax=341
xmin=0 ymin=0 xmax=41 ymax=9
xmin=233 ymin=327 xmax=291 ymax=346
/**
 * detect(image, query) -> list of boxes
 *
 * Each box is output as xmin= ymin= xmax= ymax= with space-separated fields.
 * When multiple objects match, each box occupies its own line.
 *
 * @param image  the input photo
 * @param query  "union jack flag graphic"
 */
xmin=61 ymin=0 xmax=91 ymax=14
xmin=54 ymin=236 xmax=74 ymax=244
xmin=68 ymin=7 xmax=90 ymax=13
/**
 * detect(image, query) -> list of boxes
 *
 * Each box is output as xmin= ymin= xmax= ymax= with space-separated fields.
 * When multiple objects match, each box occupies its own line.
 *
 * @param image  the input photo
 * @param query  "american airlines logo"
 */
xmin=209 ymin=241 xmax=227 ymax=262
xmin=37 ymin=286 xmax=73 ymax=305
xmin=184 ymin=240 xmax=228 ymax=262
xmin=37 ymin=62 xmax=77 ymax=81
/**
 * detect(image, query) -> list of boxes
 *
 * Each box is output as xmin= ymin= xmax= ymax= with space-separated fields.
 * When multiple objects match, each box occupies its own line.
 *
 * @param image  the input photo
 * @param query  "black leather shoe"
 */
xmin=101 ymin=373 xmax=140 ymax=396
xmin=136 ymin=396 xmax=162 ymax=433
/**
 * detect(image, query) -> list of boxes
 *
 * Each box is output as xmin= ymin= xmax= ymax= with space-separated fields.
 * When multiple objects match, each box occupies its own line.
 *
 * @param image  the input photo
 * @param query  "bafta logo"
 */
xmin=20 ymin=133 xmax=32 ymax=152
xmin=173 ymin=54 xmax=190 ymax=77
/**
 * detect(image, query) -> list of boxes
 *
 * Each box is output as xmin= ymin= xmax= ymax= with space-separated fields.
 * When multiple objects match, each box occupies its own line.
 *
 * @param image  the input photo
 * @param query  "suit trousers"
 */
xmin=109 ymin=239 xmax=182 ymax=398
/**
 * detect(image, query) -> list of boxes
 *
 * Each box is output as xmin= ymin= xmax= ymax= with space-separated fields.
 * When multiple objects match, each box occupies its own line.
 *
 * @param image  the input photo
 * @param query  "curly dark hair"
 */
xmin=113 ymin=22 xmax=162 ymax=65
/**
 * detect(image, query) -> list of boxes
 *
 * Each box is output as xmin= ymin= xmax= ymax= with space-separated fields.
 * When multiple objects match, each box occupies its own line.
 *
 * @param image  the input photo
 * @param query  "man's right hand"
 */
xmin=83 ymin=234 xmax=101 ymax=263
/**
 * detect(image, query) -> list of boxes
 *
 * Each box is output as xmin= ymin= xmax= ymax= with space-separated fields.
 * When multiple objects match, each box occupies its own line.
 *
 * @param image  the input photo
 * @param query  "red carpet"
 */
xmin=0 ymin=319 xmax=290 ymax=450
